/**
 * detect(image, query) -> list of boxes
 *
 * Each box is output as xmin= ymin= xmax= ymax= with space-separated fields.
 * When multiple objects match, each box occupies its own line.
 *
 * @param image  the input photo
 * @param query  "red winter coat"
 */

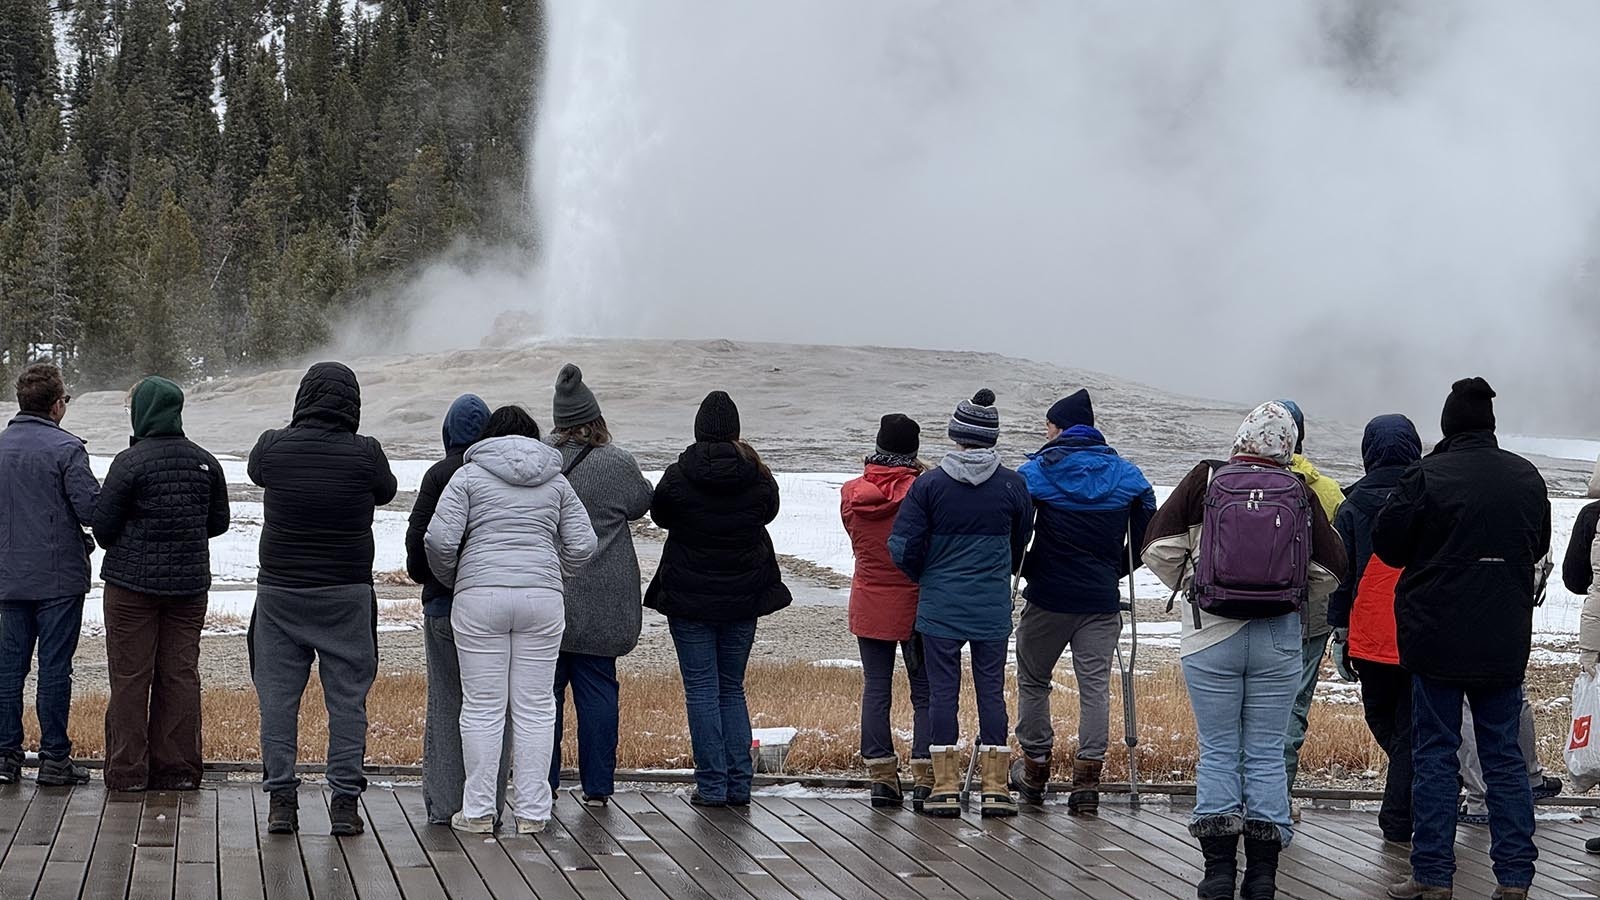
xmin=842 ymin=464 xmax=922 ymax=640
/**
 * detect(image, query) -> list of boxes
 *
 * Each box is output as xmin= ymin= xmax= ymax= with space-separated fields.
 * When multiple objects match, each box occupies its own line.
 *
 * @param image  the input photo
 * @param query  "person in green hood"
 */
xmin=92 ymin=376 xmax=231 ymax=792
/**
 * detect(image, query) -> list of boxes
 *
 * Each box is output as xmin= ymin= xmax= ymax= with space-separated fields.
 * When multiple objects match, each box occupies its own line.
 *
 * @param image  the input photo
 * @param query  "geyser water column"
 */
xmin=526 ymin=1 xmax=1600 ymax=429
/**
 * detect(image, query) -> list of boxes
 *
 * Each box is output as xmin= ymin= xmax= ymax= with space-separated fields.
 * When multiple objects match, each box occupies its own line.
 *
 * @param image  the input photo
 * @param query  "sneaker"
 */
xmin=267 ymin=790 xmax=299 ymax=835
xmin=1458 ymin=804 xmax=1489 ymax=826
xmin=580 ymin=793 xmax=610 ymax=808
xmin=689 ymin=791 xmax=726 ymax=808
xmin=330 ymin=793 xmax=364 ymax=836
xmin=36 ymin=757 xmax=90 ymax=786
xmin=516 ymin=818 xmax=547 ymax=835
xmin=451 ymin=812 xmax=496 ymax=834
xmin=1531 ymin=775 xmax=1563 ymax=801
xmin=1289 ymin=799 xmax=1303 ymax=823
xmin=0 ymin=754 xmax=21 ymax=785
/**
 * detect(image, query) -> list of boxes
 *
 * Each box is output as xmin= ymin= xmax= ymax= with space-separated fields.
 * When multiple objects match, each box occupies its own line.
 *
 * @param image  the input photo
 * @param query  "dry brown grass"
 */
xmin=20 ymin=661 xmax=1395 ymax=783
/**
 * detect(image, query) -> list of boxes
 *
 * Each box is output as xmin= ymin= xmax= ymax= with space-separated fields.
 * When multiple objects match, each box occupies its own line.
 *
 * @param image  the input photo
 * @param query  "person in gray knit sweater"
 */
xmin=545 ymin=364 xmax=654 ymax=805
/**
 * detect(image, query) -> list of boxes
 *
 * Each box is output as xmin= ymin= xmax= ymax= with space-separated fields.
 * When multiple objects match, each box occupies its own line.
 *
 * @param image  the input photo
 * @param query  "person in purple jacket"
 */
xmin=0 ymin=363 xmax=100 ymax=786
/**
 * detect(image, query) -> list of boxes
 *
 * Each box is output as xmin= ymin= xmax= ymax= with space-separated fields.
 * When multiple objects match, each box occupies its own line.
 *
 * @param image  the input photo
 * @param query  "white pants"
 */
xmin=451 ymin=586 xmax=565 ymax=822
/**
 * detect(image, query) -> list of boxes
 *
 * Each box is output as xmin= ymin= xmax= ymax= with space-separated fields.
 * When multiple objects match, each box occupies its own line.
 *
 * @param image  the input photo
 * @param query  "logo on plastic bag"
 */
xmin=1572 ymin=715 xmax=1592 ymax=751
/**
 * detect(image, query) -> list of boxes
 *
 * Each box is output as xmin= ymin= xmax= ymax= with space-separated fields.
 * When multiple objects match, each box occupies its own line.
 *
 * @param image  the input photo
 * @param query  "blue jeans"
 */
xmin=922 ymin=634 xmax=1009 ymax=746
xmin=1411 ymin=676 xmax=1536 ymax=889
xmin=1180 ymin=614 xmax=1300 ymax=845
xmin=857 ymin=637 xmax=930 ymax=760
xmin=0 ymin=596 xmax=85 ymax=761
xmin=668 ymin=617 xmax=756 ymax=802
xmin=549 ymin=652 xmax=621 ymax=798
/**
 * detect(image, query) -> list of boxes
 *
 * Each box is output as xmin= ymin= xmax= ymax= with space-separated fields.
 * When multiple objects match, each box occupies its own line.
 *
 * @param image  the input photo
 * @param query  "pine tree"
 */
xmin=0 ymin=0 xmax=59 ymax=114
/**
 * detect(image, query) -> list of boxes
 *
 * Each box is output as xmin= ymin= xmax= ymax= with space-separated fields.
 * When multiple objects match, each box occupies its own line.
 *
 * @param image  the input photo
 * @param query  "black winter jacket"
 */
xmin=94 ymin=436 xmax=230 ymax=596
xmin=407 ymin=451 xmax=466 ymax=615
xmin=1372 ymin=431 xmax=1550 ymax=687
xmin=248 ymin=363 xmax=398 ymax=588
xmin=644 ymin=442 xmax=793 ymax=622
xmin=1563 ymin=500 xmax=1600 ymax=596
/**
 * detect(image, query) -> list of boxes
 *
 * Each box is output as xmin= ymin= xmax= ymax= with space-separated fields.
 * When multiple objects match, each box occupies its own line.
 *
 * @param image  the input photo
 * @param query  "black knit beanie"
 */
xmin=1441 ymin=377 xmax=1496 ymax=438
xmin=695 ymin=391 xmax=741 ymax=443
xmin=875 ymin=414 xmax=920 ymax=456
xmin=1047 ymin=389 xmax=1095 ymax=430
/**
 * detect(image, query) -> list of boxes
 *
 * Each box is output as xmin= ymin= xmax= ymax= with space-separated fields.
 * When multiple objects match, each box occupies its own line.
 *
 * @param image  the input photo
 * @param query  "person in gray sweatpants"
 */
xmin=247 ymin=363 xmax=397 ymax=837
xmin=1458 ymin=696 xmax=1562 ymax=822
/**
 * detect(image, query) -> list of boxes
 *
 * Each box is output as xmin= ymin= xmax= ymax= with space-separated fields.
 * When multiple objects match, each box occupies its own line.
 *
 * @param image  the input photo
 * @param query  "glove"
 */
xmin=1331 ymin=629 xmax=1358 ymax=683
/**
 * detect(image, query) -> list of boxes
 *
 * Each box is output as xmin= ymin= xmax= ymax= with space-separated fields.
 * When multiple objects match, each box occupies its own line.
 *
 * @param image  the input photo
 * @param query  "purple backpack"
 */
xmin=1190 ymin=461 xmax=1312 ymax=623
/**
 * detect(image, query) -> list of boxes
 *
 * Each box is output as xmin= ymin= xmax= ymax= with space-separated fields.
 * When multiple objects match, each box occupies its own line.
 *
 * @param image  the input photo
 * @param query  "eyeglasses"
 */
xmin=58 ymin=395 xmax=71 ymax=406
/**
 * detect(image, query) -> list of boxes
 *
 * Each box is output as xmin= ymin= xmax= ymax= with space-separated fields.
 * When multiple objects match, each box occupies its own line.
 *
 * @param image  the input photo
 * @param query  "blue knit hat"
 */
xmin=1047 ymin=389 xmax=1094 ymax=430
xmin=948 ymin=389 xmax=1000 ymax=448
xmin=1277 ymin=398 xmax=1305 ymax=455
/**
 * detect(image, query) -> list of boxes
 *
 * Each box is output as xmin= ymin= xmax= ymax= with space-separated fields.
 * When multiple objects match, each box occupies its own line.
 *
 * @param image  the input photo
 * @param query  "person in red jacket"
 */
xmin=841 ymin=414 xmax=931 ymax=809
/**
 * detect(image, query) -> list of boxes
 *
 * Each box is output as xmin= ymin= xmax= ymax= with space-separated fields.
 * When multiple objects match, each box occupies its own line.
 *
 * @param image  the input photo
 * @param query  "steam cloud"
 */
xmin=411 ymin=0 xmax=1600 ymax=433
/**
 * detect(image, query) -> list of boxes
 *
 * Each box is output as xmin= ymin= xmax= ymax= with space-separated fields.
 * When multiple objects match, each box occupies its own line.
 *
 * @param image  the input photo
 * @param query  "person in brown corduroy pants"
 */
xmin=92 ymin=377 xmax=230 ymax=792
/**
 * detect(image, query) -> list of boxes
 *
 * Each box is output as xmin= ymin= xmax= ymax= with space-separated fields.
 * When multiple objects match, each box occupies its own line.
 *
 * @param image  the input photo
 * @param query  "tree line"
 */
xmin=0 ymin=0 xmax=544 ymax=389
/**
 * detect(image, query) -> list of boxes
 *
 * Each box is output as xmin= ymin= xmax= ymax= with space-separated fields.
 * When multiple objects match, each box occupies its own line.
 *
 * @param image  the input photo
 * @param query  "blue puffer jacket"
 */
xmin=0 ymin=414 xmax=100 ymax=602
xmin=1018 ymin=427 xmax=1156 ymax=615
xmin=889 ymin=449 xmax=1032 ymax=641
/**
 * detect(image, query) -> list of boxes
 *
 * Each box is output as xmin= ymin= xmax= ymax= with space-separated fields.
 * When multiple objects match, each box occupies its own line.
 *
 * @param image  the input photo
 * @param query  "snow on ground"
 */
xmin=1503 ymin=435 xmax=1600 ymax=465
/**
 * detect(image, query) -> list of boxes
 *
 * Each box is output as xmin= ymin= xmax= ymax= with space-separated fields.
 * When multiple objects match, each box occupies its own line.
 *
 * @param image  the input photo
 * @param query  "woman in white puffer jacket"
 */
xmin=426 ymin=406 xmax=597 ymax=835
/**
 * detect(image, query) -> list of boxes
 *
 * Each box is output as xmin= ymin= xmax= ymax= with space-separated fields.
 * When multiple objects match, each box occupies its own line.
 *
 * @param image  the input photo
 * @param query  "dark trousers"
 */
xmin=1352 ymin=657 xmax=1413 ymax=841
xmin=549 ymin=651 xmax=621 ymax=799
xmin=103 ymin=586 xmax=207 ymax=791
xmin=0 ymin=596 xmax=84 ymax=761
xmin=922 ymin=634 xmax=1008 ymax=746
xmin=858 ymin=636 xmax=931 ymax=761
xmin=668 ymin=617 xmax=756 ymax=803
xmin=1411 ymin=676 xmax=1537 ymax=889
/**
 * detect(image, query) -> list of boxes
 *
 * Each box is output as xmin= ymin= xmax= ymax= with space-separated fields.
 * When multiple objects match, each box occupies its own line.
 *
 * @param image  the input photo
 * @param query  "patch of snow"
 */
xmin=1502 ymin=435 xmax=1600 ymax=463
xmin=750 ymin=727 xmax=798 ymax=746
xmin=811 ymin=658 xmax=863 ymax=669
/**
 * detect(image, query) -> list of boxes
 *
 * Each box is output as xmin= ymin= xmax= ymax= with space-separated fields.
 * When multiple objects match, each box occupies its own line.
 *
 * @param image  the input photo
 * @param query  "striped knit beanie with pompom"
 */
xmin=948 ymin=389 xmax=1000 ymax=448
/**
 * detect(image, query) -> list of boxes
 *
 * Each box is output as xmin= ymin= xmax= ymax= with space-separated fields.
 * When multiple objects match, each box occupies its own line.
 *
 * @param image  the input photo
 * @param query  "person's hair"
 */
xmin=480 ymin=406 xmax=541 ymax=440
xmin=15 ymin=364 xmax=65 ymax=413
xmin=552 ymin=415 xmax=611 ymax=447
xmin=735 ymin=439 xmax=772 ymax=478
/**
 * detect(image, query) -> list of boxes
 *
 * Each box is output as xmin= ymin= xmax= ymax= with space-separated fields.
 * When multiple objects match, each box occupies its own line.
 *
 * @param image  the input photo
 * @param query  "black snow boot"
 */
xmin=267 ymin=789 xmax=299 ymax=835
xmin=1198 ymin=834 xmax=1240 ymax=899
xmin=0 ymin=753 xmax=21 ymax=785
xmin=36 ymin=757 xmax=91 ymax=786
xmin=1240 ymin=820 xmax=1282 ymax=900
xmin=330 ymin=793 xmax=364 ymax=836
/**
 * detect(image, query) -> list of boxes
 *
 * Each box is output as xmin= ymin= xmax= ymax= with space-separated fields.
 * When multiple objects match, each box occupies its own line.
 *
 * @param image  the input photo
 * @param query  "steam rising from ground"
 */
xmin=421 ymin=1 xmax=1600 ymax=433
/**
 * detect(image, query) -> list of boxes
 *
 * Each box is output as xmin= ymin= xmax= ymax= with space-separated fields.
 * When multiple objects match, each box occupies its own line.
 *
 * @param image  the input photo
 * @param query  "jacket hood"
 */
xmin=1361 ymin=414 xmax=1423 ymax=473
xmin=678 ymin=441 xmax=763 ymax=491
xmin=847 ymin=464 xmax=919 ymax=519
xmin=443 ymin=394 xmax=491 ymax=453
xmin=466 ymin=435 xmax=563 ymax=487
xmin=940 ymin=448 xmax=1000 ymax=485
xmin=291 ymin=362 xmax=361 ymax=432
xmin=130 ymin=376 xmax=185 ymax=440
xmin=1290 ymin=454 xmax=1328 ymax=485
xmin=1023 ymin=428 xmax=1150 ymax=507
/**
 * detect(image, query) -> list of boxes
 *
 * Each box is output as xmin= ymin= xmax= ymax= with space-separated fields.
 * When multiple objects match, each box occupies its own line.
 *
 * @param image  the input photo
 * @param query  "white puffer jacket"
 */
xmin=425 ymin=436 xmax=597 ymax=594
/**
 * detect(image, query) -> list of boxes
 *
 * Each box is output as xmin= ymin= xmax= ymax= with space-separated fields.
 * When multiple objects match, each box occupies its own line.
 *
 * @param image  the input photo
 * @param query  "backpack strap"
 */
xmin=562 ymin=443 xmax=597 ymax=476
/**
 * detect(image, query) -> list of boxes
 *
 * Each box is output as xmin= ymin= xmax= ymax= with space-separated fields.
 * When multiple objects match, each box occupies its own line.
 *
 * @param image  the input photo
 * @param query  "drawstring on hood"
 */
xmin=940 ymin=447 xmax=1001 ymax=485
xmin=442 ymin=394 xmax=491 ymax=453
xmin=466 ymin=436 xmax=564 ymax=488
xmin=130 ymin=376 xmax=185 ymax=441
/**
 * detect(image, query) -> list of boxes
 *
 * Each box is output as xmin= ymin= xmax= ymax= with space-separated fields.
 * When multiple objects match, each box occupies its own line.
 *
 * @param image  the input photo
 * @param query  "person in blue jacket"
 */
xmin=1009 ymin=389 xmax=1155 ymax=813
xmin=889 ymin=389 xmax=1032 ymax=819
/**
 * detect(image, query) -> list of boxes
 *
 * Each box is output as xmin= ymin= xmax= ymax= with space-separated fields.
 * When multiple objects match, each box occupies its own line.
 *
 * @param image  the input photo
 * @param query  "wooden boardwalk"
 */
xmin=0 ymin=781 xmax=1597 ymax=899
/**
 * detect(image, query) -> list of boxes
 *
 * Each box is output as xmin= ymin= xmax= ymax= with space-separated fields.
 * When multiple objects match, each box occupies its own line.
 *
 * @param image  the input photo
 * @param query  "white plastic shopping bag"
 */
xmin=1565 ymin=667 xmax=1600 ymax=792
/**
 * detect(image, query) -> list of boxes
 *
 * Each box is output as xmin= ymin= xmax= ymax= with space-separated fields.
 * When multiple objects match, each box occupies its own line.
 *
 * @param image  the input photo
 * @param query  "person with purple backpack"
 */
xmin=1143 ymin=401 xmax=1347 ymax=900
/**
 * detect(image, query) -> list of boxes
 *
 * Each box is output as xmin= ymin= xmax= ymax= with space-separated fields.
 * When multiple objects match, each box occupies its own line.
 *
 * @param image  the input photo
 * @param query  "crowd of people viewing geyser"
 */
xmin=0 ymin=359 xmax=1595 ymax=899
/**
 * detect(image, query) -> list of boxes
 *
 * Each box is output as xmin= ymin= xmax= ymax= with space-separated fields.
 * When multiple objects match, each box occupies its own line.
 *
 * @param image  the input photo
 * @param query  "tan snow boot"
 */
xmin=1067 ymin=757 xmax=1103 ymax=815
xmin=979 ymin=746 xmax=1018 ymax=818
xmin=909 ymin=758 xmax=934 ymax=813
xmin=922 ymin=746 xmax=962 ymax=818
xmin=865 ymin=757 xmax=904 ymax=808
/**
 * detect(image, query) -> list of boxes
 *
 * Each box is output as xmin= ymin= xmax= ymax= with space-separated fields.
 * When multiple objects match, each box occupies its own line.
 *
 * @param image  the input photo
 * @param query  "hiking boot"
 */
xmin=330 ymin=793 xmax=364 ymax=836
xmin=978 ymin=746 xmax=1017 ymax=818
xmin=451 ymin=812 xmax=495 ymax=834
xmin=36 ymin=757 xmax=90 ymax=786
xmin=689 ymin=791 xmax=726 ymax=808
xmin=922 ymin=746 xmax=962 ymax=818
xmin=1240 ymin=821 xmax=1281 ymax=900
xmin=1587 ymin=836 xmax=1600 ymax=854
xmin=516 ymin=818 xmax=547 ymax=835
xmin=1491 ymin=888 xmax=1528 ymax=900
xmin=865 ymin=757 xmax=904 ymax=808
xmin=1387 ymin=878 xmax=1452 ymax=900
xmin=1197 ymin=833 xmax=1240 ymax=900
xmin=580 ymin=793 xmax=610 ymax=808
xmin=1532 ymin=774 xmax=1563 ymax=800
xmin=267 ymin=790 xmax=299 ymax=835
xmin=909 ymin=758 xmax=933 ymax=813
xmin=1007 ymin=752 xmax=1050 ymax=805
xmin=1067 ymin=757 xmax=1103 ymax=815
xmin=0 ymin=754 xmax=21 ymax=785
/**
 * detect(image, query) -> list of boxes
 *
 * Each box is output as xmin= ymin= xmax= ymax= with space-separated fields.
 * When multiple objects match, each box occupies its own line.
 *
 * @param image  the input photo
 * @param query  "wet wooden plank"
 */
xmin=82 ymin=791 xmax=143 ymax=900
xmin=254 ymin=787 xmax=310 ymax=900
xmin=0 ymin=781 xmax=38 ymax=867
xmin=178 ymin=790 xmax=218 ymax=864
xmin=825 ymin=800 xmax=1049 ymax=900
xmin=571 ymin=794 xmax=715 ymax=900
xmin=33 ymin=783 xmax=105 ymax=899
xmin=393 ymin=785 xmax=494 ymax=900
xmin=0 ymin=785 xmax=72 ymax=899
xmin=296 ymin=787 xmax=357 ymax=900
xmin=774 ymin=798 xmax=963 ymax=899
xmin=329 ymin=793 xmax=405 ymax=900
xmin=650 ymin=792 xmax=839 ymax=900
xmin=757 ymin=797 xmax=947 ymax=900
xmin=216 ymin=786 xmax=266 ymax=900
xmin=609 ymin=792 xmax=759 ymax=900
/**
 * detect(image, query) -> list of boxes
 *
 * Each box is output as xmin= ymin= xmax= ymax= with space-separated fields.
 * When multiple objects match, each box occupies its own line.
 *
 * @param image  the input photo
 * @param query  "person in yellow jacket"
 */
xmin=1278 ymin=400 xmax=1345 ymax=817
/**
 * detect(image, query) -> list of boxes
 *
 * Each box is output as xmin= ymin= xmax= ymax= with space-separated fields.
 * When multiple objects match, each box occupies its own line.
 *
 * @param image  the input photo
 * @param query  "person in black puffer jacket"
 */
xmin=645 ymin=391 xmax=791 ymax=806
xmin=247 ymin=362 xmax=397 ymax=837
xmin=93 ymin=376 xmax=230 ymax=792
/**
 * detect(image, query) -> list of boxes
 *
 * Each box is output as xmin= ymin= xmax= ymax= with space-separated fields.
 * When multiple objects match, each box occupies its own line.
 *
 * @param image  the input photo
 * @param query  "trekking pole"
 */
xmin=1119 ymin=520 xmax=1142 ymax=807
